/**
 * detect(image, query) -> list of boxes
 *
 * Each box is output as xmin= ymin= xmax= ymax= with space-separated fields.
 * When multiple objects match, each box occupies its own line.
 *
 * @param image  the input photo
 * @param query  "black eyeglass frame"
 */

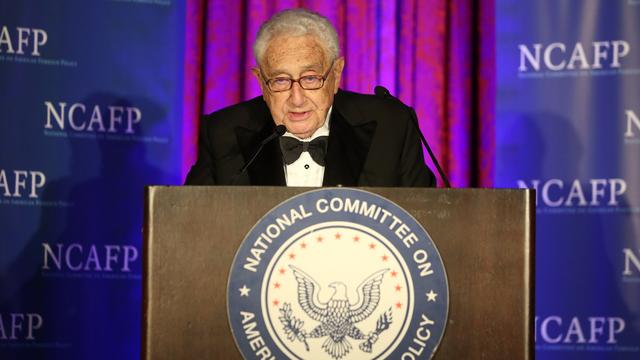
xmin=259 ymin=60 xmax=336 ymax=93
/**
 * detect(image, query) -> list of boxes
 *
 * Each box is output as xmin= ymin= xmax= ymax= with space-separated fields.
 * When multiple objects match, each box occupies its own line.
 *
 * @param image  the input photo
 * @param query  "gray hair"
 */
xmin=253 ymin=8 xmax=340 ymax=65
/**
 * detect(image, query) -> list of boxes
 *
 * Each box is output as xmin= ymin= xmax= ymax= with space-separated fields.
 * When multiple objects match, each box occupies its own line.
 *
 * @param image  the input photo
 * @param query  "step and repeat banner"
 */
xmin=0 ymin=1 xmax=184 ymax=359
xmin=496 ymin=1 xmax=640 ymax=359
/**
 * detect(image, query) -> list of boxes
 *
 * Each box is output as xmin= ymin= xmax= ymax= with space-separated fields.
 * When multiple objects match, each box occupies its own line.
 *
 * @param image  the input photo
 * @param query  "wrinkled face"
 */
xmin=254 ymin=35 xmax=344 ymax=139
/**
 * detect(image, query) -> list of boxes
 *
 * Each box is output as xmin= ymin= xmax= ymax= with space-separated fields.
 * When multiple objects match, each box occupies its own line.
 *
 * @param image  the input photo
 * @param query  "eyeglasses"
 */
xmin=260 ymin=61 xmax=335 ymax=92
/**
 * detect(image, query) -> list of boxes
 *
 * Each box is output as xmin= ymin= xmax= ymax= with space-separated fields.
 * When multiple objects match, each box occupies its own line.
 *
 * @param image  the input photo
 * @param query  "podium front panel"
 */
xmin=143 ymin=187 xmax=534 ymax=359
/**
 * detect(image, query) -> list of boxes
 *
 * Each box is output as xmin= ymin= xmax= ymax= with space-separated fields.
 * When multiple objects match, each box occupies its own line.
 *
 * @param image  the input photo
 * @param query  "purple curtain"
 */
xmin=181 ymin=0 xmax=495 ymax=188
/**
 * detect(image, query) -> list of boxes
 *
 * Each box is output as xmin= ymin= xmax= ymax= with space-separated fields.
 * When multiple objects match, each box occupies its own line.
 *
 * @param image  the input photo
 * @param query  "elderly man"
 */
xmin=185 ymin=8 xmax=436 ymax=187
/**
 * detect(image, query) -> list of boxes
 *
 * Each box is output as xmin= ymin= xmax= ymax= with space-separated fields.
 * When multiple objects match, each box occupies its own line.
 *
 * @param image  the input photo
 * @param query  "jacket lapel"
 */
xmin=323 ymin=100 xmax=376 ymax=187
xmin=235 ymin=111 xmax=286 ymax=186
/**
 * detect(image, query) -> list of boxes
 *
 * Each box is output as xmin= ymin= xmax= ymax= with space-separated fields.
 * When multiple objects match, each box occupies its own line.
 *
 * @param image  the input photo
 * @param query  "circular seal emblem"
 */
xmin=227 ymin=188 xmax=448 ymax=359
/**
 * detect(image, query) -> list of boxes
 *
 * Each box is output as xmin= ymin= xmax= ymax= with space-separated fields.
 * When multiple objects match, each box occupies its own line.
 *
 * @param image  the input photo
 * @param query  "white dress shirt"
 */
xmin=283 ymin=107 xmax=332 ymax=187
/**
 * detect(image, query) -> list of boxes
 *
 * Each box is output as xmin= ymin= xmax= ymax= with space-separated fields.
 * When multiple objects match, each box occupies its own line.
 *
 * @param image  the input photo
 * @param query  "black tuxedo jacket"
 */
xmin=185 ymin=89 xmax=436 ymax=187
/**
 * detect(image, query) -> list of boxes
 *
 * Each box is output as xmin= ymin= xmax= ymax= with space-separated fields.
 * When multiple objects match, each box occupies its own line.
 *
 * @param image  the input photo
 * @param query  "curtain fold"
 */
xmin=182 ymin=0 xmax=495 ymax=187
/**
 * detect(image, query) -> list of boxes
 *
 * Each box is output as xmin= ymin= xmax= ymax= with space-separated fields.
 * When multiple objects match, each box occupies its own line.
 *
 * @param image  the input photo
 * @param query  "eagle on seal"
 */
xmin=289 ymin=265 xmax=388 ymax=359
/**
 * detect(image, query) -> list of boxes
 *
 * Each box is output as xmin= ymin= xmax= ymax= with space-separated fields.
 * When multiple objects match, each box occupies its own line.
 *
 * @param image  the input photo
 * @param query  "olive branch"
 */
xmin=278 ymin=303 xmax=310 ymax=351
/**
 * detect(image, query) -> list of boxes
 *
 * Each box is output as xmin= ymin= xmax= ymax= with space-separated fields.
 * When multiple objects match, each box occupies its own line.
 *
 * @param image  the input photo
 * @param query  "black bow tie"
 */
xmin=279 ymin=136 xmax=328 ymax=166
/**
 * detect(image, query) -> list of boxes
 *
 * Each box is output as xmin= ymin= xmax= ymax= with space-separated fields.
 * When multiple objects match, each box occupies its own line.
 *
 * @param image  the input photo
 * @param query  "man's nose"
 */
xmin=288 ymin=82 xmax=306 ymax=106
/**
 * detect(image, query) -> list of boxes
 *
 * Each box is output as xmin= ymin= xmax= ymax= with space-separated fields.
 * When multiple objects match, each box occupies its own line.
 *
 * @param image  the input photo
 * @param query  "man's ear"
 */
xmin=332 ymin=57 xmax=345 ymax=93
xmin=252 ymin=67 xmax=268 ymax=99
xmin=251 ymin=67 xmax=261 ymax=81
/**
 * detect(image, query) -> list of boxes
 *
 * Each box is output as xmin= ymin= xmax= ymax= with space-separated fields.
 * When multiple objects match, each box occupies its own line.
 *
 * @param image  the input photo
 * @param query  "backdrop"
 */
xmin=495 ymin=1 xmax=640 ymax=358
xmin=0 ymin=1 xmax=185 ymax=359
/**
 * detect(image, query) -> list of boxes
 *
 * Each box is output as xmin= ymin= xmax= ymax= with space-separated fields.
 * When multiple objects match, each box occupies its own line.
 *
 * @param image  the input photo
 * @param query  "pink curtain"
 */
xmin=182 ymin=0 xmax=495 ymax=188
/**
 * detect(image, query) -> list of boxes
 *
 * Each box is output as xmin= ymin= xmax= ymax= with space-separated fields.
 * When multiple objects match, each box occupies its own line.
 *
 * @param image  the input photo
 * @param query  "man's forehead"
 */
xmin=265 ymin=62 xmax=325 ymax=77
xmin=261 ymin=35 xmax=329 ymax=73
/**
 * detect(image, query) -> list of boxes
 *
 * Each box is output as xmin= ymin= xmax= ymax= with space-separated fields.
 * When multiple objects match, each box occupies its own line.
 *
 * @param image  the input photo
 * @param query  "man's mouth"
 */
xmin=287 ymin=111 xmax=311 ymax=120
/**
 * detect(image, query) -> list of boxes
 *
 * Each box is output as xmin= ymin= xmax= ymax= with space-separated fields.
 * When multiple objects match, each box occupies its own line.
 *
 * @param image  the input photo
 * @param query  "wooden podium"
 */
xmin=142 ymin=186 xmax=534 ymax=359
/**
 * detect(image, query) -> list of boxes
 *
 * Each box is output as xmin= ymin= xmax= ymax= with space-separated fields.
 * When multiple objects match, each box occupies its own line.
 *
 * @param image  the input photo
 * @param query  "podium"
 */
xmin=142 ymin=186 xmax=534 ymax=359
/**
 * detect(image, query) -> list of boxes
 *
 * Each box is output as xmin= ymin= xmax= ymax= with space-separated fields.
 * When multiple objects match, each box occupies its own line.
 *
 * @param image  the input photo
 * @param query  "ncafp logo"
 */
xmin=517 ymin=178 xmax=627 ymax=212
xmin=0 ymin=312 xmax=43 ymax=341
xmin=625 ymin=110 xmax=640 ymax=144
xmin=0 ymin=25 xmax=48 ymax=57
xmin=42 ymin=242 xmax=139 ymax=272
xmin=44 ymin=101 xmax=142 ymax=135
xmin=41 ymin=243 xmax=141 ymax=279
xmin=622 ymin=248 xmax=640 ymax=281
xmin=227 ymin=188 xmax=449 ymax=359
xmin=0 ymin=169 xmax=46 ymax=199
xmin=518 ymin=40 xmax=630 ymax=73
xmin=535 ymin=315 xmax=626 ymax=347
